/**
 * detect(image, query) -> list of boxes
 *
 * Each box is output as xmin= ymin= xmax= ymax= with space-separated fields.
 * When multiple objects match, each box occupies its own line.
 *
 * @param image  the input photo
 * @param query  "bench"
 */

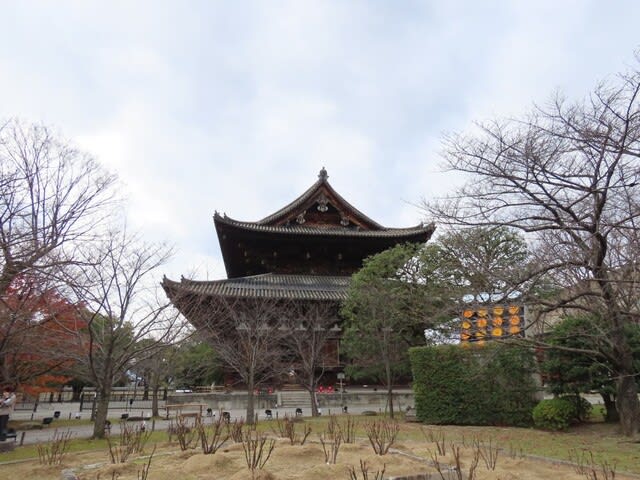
xmin=42 ymin=417 xmax=54 ymax=426
xmin=178 ymin=412 xmax=200 ymax=421
xmin=165 ymin=403 xmax=207 ymax=420
xmin=0 ymin=428 xmax=17 ymax=442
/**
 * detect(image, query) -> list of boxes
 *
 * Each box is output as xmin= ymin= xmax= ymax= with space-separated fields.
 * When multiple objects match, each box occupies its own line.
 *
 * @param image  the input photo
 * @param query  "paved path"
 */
xmin=7 ymin=402 xmax=388 ymax=446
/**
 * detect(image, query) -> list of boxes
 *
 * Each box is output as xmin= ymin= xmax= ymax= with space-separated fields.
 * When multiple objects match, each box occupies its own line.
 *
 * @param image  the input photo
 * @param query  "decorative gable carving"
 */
xmin=260 ymin=168 xmax=382 ymax=230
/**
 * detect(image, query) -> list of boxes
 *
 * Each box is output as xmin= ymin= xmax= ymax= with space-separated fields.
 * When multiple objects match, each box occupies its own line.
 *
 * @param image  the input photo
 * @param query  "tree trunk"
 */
xmin=386 ymin=383 xmax=394 ymax=419
xmin=246 ymin=375 xmax=255 ymax=425
xmin=385 ymin=358 xmax=394 ymax=419
xmin=309 ymin=387 xmax=319 ymax=417
xmin=382 ymin=331 xmax=395 ymax=420
xmin=616 ymin=373 xmax=640 ymax=437
xmin=151 ymin=385 xmax=160 ymax=418
xmin=71 ymin=384 xmax=82 ymax=402
xmin=601 ymin=393 xmax=619 ymax=423
xmin=92 ymin=388 xmax=111 ymax=439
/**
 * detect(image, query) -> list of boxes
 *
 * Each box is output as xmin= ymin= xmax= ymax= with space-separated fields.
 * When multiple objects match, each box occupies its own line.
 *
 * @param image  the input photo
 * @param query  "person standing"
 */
xmin=0 ymin=386 xmax=16 ymax=441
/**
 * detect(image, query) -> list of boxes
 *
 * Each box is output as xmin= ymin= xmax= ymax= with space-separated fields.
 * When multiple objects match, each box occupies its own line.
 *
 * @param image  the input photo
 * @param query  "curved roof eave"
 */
xmin=214 ymin=213 xmax=435 ymax=239
xmin=162 ymin=273 xmax=350 ymax=302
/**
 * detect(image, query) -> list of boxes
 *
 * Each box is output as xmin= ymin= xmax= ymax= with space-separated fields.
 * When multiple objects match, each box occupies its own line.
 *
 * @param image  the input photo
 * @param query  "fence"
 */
xmin=14 ymin=388 xmax=167 ymax=414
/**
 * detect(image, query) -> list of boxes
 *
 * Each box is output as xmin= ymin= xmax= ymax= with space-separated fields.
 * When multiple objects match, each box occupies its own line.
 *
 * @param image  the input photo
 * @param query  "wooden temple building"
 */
xmin=162 ymin=168 xmax=434 ymax=372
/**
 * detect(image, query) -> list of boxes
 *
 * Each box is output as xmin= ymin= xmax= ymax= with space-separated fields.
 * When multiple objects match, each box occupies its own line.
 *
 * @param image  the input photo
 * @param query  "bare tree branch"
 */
xmin=424 ymin=58 xmax=640 ymax=436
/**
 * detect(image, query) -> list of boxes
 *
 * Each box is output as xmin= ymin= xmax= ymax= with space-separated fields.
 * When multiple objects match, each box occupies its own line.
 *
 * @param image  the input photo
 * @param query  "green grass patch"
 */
xmin=0 ymin=429 xmax=170 ymax=463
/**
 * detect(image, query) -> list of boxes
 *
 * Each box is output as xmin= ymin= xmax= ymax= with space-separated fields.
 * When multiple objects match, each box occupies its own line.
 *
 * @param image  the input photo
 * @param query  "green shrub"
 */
xmin=567 ymin=395 xmax=593 ymax=422
xmin=409 ymin=343 xmax=538 ymax=427
xmin=532 ymin=398 xmax=575 ymax=430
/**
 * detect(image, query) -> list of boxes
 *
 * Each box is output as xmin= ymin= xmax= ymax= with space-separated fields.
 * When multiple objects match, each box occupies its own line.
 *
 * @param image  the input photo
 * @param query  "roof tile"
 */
xmin=164 ymin=273 xmax=350 ymax=301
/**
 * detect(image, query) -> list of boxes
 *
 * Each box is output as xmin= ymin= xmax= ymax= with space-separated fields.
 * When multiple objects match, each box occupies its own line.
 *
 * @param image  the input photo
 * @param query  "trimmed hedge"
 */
xmin=409 ymin=343 xmax=538 ymax=427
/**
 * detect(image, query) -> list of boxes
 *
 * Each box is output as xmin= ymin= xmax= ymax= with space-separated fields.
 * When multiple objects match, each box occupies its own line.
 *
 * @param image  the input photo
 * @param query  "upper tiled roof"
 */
xmin=214 ymin=213 xmax=434 ymax=238
xmin=163 ymin=273 xmax=350 ymax=301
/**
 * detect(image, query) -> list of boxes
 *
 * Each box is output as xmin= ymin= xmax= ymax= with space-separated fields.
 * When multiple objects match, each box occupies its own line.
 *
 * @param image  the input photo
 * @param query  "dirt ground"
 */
xmin=3 ymin=435 xmax=635 ymax=480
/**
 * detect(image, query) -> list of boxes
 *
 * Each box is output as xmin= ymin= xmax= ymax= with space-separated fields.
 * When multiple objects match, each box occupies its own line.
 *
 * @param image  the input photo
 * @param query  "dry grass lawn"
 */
xmin=1 ymin=416 xmax=638 ymax=480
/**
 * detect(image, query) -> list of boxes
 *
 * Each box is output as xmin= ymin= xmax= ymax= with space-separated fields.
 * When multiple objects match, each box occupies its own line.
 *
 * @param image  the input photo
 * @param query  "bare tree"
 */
xmin=282 ymin=301 xmax=339 ymax=417
xmin=0 ymin=119 xmax=117 ymax=296
xmin=132 ymin=340 xmax=175 ymax=418
xmin=63 ymin=229 xmax=187 ymax=438
xmin=425 ymin=58 xmax=640 ymax=436
xmin=177 ymin=294 xmax=290 ymax=424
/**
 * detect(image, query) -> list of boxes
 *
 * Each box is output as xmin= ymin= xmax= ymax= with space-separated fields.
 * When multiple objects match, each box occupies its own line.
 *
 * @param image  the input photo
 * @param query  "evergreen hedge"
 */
xmin=531 ymin=397 xmax=575 ymax=430
xmin=409 ymin=343 xmax=538 ymax=426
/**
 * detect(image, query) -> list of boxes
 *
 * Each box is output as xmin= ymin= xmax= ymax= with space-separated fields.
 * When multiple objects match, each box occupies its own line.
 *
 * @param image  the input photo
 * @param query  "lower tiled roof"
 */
xmin=163 ymin=273 xmax=350 ymax=301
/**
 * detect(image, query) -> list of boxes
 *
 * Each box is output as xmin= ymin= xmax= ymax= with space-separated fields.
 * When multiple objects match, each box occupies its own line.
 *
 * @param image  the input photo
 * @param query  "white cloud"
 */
xmin=1 ymin=0 xmax=639 ymax=282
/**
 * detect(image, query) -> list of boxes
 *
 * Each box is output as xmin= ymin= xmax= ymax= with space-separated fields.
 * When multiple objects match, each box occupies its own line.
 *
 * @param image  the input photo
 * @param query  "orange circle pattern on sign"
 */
xmin=460 ymin=306 xmax=523 ymax=343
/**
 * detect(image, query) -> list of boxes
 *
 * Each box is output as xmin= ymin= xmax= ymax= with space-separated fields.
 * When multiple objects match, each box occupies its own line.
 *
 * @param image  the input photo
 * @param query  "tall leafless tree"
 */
xmin=62 ymin=229 xmax=187 ymax=438
xmin=425 ymin=59 xmax=640 ymax=436
xmin=134 ymin=340 xmax=174 ymax=418
xmin=179 ymin=294 xmax=290 ymax=424
xmin=0 ymin=119 xmax=117 ymax=296
xmin=282 ymin=301 xmax=339 ymax=417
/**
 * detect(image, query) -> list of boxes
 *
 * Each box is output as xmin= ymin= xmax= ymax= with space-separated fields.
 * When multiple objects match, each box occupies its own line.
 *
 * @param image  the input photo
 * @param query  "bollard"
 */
xmin=152 ymin=418 xmax=156 ymax=432
xmin=69 ymin=412 xmax=72 ymax=420
xmin=19 ymin=431 xmax=25 ymax=446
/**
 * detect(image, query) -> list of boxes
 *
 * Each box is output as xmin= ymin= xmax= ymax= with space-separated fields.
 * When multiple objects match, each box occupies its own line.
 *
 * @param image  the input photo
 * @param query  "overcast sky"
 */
xmin=1 ymin=1 xmax=639 ymax=282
